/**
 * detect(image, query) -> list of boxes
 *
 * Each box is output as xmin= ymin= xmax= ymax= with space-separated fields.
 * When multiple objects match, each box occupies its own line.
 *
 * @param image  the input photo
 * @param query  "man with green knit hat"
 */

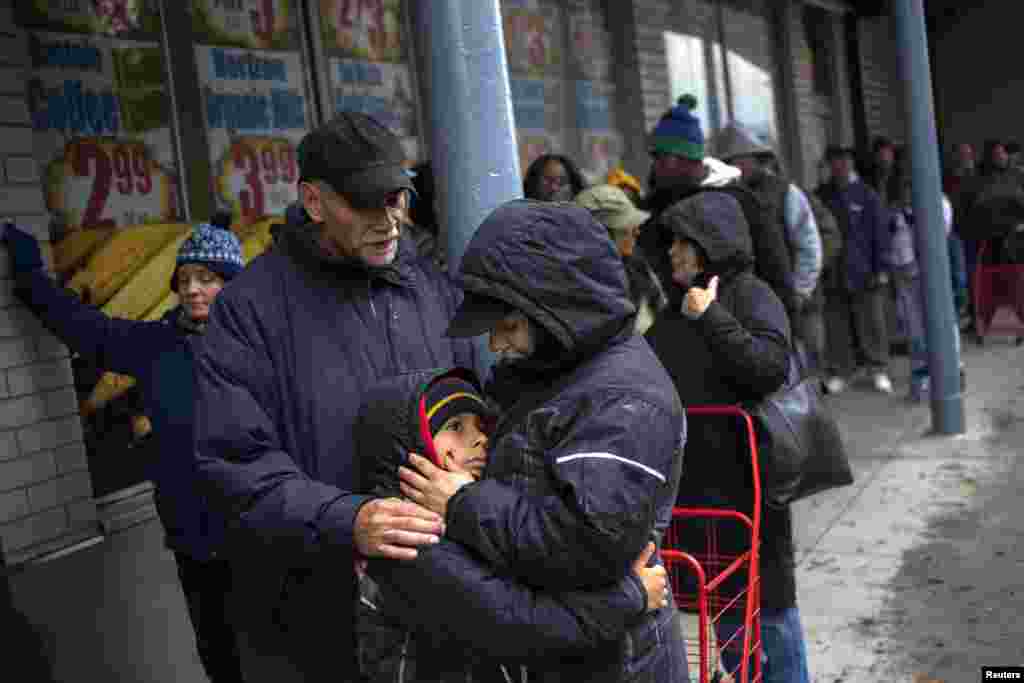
xmin=638 ymin=95 xmax=796 ymax=316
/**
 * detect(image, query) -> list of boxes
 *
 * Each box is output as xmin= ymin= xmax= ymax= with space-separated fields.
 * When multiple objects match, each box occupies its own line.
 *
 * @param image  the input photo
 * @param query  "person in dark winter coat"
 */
xmin=643 ymin=192 xmax=809 ymax=683
xmin=2 ymin=219 xmax=246 ymax=683
xmin=711 ymin=122 xmax=830 ymax=371
xmin=356 ymin=368 xmax=668 ymax=683
xmin=638 ymin=95 xmax=796 ymax=316
xmin=575 ymin=184 xmax=667 ymax=333
xmin=191 ymin=111 xmax=482 ymax=683
xmin=398 ymin=200 xmax=688 ymax=682
xmin=816 ymin=145 xmax=893 ymax=395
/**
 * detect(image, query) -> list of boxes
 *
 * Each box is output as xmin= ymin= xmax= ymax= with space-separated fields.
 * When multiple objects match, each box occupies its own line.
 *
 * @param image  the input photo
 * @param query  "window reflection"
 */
xmin=727 ymin=49 xmax=778 ymax=147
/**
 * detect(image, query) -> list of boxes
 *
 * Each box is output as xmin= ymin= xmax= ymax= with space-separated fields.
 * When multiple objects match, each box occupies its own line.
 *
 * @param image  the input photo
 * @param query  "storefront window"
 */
xmin=16 ymin=0 xmax=182 ymax=499
xmin=721 ymin=2 xmax=779 ymax=147
xmin=501 ymin=0 xmax=625 ymax=183
xmin=663 ymin=1 xmax=781 ymax=153
xmin=192 ymin=0 xmax=314 ymax=226
xmin=664 ymin=31 xmax=711 ymax=134
xmin=318 ymin=0 xmax=420 ymax=161
xmin=567 ymin=0 xmax=621 ymax=180
xmin=502 ymin=0 xmax=564 ymax=177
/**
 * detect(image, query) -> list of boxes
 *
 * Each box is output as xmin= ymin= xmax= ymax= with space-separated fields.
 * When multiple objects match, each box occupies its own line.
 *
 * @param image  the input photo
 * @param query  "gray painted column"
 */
xmin=418 ymin=0 xmax=523 ymax=273
xmin=891 ymin=0 xmax=965 ymax=434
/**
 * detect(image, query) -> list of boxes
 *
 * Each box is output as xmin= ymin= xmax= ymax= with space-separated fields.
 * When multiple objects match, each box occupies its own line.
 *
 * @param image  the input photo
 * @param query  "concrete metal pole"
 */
xmin=419 ymin=0 xmax=523 ymax=370
xmin=891 ymin=0 xmax=966 ymax=434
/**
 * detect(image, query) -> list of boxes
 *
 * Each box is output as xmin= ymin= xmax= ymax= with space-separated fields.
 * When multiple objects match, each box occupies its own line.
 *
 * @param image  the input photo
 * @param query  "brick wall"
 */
xmin=0 ymin=0 xmax=98 ymax=567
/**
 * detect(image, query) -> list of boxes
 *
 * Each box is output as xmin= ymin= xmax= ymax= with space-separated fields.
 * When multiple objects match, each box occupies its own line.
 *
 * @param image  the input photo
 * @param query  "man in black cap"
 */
xmin=399 ymin=199 xmax=688 ymax=681
xmin=192 ymin=111 xmax=482 ymax=682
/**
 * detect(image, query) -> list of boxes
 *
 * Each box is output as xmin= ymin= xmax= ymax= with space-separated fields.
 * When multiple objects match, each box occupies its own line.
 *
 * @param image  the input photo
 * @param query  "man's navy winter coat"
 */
xmin=816 ymin=176 xmax=890 ymax=292
xmin=12 ymin=269 xmax=221 ymax=560
xmin=441 ymin=200 xmax=687 ymax=681
xmin=191 ymin=209 xmax=480 ymax=678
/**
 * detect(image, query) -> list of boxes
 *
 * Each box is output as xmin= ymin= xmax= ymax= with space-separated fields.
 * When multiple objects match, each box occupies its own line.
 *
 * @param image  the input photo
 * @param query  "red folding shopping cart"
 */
xmin=661 ymin=405 xmax=762 ymax=683
xmin=972 ymin=239 xmax=1024 ymax=345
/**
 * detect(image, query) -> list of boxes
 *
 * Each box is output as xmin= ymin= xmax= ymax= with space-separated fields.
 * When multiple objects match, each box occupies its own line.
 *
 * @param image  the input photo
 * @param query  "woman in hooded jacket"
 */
xmin=644 ymin=193 xmax=811 ymax=683
xmin=354 ymin=368 xmax=668 ymax=682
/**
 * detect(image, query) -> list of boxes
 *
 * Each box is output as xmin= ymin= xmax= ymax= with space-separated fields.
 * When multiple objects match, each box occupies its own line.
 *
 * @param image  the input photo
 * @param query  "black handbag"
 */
xmin=744 ymin=341 xmax=853 ymax=508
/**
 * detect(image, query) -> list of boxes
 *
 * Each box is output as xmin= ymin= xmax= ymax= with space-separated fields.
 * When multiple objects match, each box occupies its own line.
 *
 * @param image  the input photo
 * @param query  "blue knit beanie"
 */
xmin=650 ymin=94 xmax=704 ymax=161
xmin=170 ymin=223 xmax=244 ymax=292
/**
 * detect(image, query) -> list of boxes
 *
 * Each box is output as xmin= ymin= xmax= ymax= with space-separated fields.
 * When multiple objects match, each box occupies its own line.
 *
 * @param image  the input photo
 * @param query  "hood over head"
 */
xmin=355 ymin=368 xmax=490 ymax=500
xmin=454 ymin=199 xmax=636 ymax=357
xmin=660 ymin=192 xmax=753 ymax=278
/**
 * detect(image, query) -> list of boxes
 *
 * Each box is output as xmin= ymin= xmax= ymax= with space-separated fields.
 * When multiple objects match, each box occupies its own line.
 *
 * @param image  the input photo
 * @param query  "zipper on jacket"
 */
xmin=367 ymin=278 xmax=377 ymax=319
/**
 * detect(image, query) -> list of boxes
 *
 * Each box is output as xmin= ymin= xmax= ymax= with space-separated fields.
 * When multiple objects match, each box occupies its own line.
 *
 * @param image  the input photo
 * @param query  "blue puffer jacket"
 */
xmin=817 ymin=177 xmax=890 ymax=292
xmin=441 ymin=200 xmax=687 ymax=681
xmin=12 ymin=269 xmax=222 ymax=561
xmin=356 ymin=369 xmax=649 ymax=682
xmin=191 ymin=206 xmax=481 ymax=678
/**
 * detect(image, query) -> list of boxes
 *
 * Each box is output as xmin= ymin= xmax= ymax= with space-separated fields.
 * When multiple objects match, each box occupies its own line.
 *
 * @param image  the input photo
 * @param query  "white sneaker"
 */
xmin=823 ymin=376 xmax=846 ymax=394
xmin=873 ymin=372 xmax=894 ymax=394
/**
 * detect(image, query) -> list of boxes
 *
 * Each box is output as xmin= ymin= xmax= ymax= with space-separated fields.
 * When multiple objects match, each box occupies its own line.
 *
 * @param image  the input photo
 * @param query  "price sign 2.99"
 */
xmin=47 ymin=137 xmax=178 ymax=230
xmin=216 ymin=136 xmax=298 ymax=225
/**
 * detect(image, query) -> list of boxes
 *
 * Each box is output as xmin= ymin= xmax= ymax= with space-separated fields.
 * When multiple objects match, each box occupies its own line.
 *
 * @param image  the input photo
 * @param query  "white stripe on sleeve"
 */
xmin=554 ymin=452 xmax=667 ymax=483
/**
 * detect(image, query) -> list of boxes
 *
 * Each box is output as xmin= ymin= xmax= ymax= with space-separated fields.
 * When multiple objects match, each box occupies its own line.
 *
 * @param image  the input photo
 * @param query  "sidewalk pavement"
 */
xmin=8 ymin=334 xmax=1024 ymax=682
xmin=794 ymin=336 xmax=1024 ymax=682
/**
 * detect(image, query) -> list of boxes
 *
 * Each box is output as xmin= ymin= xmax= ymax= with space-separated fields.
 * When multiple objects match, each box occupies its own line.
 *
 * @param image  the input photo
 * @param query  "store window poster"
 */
xmin=320 ymin=0 xmax=403 ymax=63
xmin=17 ymin=0 xmax=162 ymax=38
xmin=502 ymin=4 xmax=560 ymax=77
xmin=190 ymin=0 xmax=298 ymax=50
xmin=331 ymin=58 xmax=418 ymax=156
xmin=27 ymin=31 xmax=180 ymax=231
xmin=197 ymin=45 xmax=309 ymax=224
xmin=568 ymin=7 xmax=611 ymax=82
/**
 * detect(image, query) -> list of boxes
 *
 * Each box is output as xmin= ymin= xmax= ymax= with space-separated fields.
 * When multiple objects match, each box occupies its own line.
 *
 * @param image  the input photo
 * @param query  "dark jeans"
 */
xmin=716 ymin=607 xmax=810 ymax=683
xmin=173 ymin=552 xmax=245 ymax=683
xmin=824 ymin=286 xmax=890 ymax=376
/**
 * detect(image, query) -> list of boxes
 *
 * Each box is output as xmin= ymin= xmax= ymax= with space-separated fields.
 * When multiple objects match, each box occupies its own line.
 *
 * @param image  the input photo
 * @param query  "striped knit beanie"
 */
xmin=170 ymin=221 xmax=244 ymax=292
xmin=423 ymin=377 xmax=489 ymax=437
xmin=650 ymin=94 xmax=704 ymax=161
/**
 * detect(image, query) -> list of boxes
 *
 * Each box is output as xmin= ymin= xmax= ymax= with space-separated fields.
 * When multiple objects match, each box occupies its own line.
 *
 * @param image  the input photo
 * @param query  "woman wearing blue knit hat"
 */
xmin=2 ymin=215 xmax=247 ymax=683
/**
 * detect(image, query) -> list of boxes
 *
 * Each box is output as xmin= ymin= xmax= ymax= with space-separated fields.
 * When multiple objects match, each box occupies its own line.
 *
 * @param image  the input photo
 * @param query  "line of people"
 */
xmin=4 ymin=111 xmax=688 ymax=683
xmin=6 ymin=95 xmax=987 ymax=683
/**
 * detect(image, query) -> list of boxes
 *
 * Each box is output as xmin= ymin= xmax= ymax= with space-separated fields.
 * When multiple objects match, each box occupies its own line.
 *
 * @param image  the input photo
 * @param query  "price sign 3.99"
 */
xmin=47 ymin=137 xmax=179 ymax=230
xmin=216 ymin=136 xmax=298 ymax=225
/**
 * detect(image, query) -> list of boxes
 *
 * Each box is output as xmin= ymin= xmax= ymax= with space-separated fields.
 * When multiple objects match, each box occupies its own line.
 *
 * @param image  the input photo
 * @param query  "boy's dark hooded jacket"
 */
xmin=440 ymin=200 xmax=686 ymax=680
xmin=355 ymin=369 xmax=649 ymax=682
xmin=643 ymin=192 xmax=797 ymax=610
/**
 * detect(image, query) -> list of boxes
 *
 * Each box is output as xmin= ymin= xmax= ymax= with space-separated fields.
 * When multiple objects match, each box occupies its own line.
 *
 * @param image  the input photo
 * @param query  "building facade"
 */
xmin=0 ymin=0 xmax=903 ymax=566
